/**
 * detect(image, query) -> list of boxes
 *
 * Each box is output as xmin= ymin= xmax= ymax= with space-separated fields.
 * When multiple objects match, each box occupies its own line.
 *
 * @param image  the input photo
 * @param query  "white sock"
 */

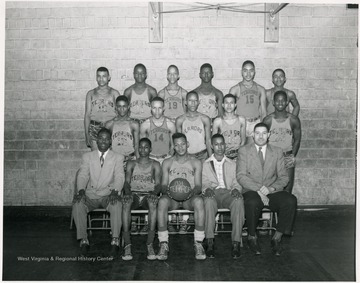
xmin=194 ymin=229 xmax=205 ymax=243
xmin=158 ymin=230 xmax=169 ymax=243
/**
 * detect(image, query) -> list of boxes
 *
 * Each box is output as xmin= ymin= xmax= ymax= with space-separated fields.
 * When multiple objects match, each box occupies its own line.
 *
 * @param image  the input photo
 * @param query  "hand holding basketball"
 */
xmin=168 ymin=178 xmax=192 ymax=201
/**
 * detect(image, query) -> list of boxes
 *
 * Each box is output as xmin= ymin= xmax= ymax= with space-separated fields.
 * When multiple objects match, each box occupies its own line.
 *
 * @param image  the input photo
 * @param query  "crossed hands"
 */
xmin=257 ymin=186 xmax=270 ymax=206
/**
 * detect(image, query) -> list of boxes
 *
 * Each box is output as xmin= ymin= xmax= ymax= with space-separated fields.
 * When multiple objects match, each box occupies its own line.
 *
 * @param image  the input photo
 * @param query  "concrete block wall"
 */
xmin=4 ymin=2 xmax=357 ymax=205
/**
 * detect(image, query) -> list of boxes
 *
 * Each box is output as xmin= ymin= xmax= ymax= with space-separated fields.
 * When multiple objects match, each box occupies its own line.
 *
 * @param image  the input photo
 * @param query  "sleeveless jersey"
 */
xmin=182 ymin=116 xmax=206 ymax=154
xmin=149 ymin=117 xmax=171 ymax=157
xmin=267 ymin=88 xmax=291 ymax=115
xmin=130 ymin=161 xmax=155 ymax=193
xmin=221 ymin=118 xmax=242 ymax=156
xmin=129 ymin=87 xmax=151 ymax=120
xmin=169 ymin=158 xmax=195 ymax=190
xmin=111 ymin=120 xmax=135 ymax=156
xmin=197 ymin=90 xmax=218 ymax=119
xmin=269 ymin=117 xmax=293 ymax=152
xmin=160 ymin=87 xmax=186 ymax=120
xmin=235 ymin=82 xmax=261 ymax=119
xmin=89 ymin=90 xmax=116 ymax=122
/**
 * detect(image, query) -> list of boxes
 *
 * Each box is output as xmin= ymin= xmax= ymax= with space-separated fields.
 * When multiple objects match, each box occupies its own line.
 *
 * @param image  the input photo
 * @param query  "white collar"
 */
xmin=98 ymin=149 xmax=110 ymax=159
xmin=210 ymin=154 xmax=226 ymax=164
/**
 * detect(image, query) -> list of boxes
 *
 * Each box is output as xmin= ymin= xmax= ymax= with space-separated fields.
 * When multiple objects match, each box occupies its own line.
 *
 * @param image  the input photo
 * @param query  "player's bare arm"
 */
xmin=131 ymin=121 xmax=140 ymax=158
xmin=201 ymin=115 xmax=212 ymax=157
xmin=259 ymin=86 xmax=267 ymax=120
xmin=147 ymin=85 xmax=158 ymax=101
xmin=175 ymin=115 xmax=185 ymax=133
xmin=287 ymin=90 xmax=300 ymax=117
xmin=167 ymin=119 xmax=176 ymax=154
xmin=239 ymin=116 xmax=247 ymax=146
xmin=212 ymin=117 xmax=221 ymax=134
xmin=214 ymin=89 xmax=224 ymax=116
xmin=290 ymin=114 xmax=302 ymax=156
xmin=84 ymin=90 xmax=93 ymax=147
xmin=139 ymin=119 xmax=151 ymax=138
xmin=181 ymin=90 xmax=188 ymax=113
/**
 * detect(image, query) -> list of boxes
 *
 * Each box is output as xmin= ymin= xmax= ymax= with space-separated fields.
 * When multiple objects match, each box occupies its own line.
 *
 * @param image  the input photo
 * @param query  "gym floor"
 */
xmin=3 ymin=205 xmax=355 ymax=281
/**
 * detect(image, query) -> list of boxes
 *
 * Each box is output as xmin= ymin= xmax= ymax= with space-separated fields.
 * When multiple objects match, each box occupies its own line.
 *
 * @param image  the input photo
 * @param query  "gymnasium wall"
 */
xmin=4 ymin=2 xmax=357 ymax=205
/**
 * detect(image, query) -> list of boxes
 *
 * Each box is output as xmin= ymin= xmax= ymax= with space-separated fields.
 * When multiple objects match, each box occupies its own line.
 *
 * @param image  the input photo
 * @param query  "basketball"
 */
xmin=168 ymin=178 xmax=192 ymax=201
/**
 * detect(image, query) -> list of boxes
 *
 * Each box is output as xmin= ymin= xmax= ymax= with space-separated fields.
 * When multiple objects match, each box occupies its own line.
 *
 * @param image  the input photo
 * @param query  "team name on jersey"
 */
xmin=183 ymin=125 xmax=203 ymax=134
xmin=270 ymin=128 xmax=293 ymax=140
xmin=92 ymin=99 xmax=114 ymax=108
xmin=222 ymin=129 xmax=240 ymax=137
xmin=131 ymin=174 xmax=153 ymax=183
xmin=130 ymin=100 xmax=150 ymax=107
xmin=169 ymin=167 xmax=194 ymax=178
xmin=165 ymin=97 xmax=182 ymax=103
xmin=150 ymin=127 xmax=169 ymax=135
xmin=240 ymin=90 xmax=260 ymax=97
xmin=113 ymin=131 xmax=133 ymax=140
xmin=199 ymin=98 xmax=216 ymax=105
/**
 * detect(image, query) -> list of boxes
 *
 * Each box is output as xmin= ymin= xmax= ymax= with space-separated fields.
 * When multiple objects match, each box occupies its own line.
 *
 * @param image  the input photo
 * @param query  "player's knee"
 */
xmin=193 ymin=196 xmax=204 ymax=209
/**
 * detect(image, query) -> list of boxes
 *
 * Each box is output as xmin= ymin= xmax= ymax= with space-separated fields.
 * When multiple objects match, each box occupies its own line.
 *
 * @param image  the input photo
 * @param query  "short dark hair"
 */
xmin=223 ymin=93 xmax=237 ymax=103
xmin=273 ymin=90 xmax=288 ymax=101
xmin=97 ymin=127 xmax=112 ymax=137
xmin=116 ymin=95 xmax=129 ymax=104
xmin=200 ymin=63 xmax=213 ymax=72
xmin=186 ymin=91 xmax=199 ymax=100
xmin=151 ymin=96 xmax=165 ymax=105
xmin=272 ymin=68 xmax=286 ymax=77
xmin=134 ymin=63 xmax=147 ymax=73
xmin=167 ymin=65 xmax=179 ymax=73
xmin=242 ymin=60 xmax=255 ymax=69
xmin=172 ymin=133 xmax=187 ymax=143
xmin=254 ymin=122 xmax=269 ymax=133
xmin=97 ymin=67 xmax=109 ymax=75
xmin=139 ymin=137 xmax=152 ymax=148
xmin=211 ymin=133 xmax=225 ymax=143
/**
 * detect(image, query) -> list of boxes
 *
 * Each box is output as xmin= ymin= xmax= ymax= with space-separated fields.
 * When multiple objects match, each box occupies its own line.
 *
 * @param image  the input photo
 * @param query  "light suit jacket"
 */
xmin=202 ymin=155 xmax=242 ymax=193
xmin=236 ymin=143 xmax=289 ymax=193
xmin=77 ymin=150 xmax=125 ymax=199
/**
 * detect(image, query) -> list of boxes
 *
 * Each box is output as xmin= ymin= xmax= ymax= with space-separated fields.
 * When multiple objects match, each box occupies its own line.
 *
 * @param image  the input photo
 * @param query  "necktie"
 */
xmin=258 ymin=147 xmax=264 ymax=167
xmin=100 ymin=152 xmax=105 ymax=167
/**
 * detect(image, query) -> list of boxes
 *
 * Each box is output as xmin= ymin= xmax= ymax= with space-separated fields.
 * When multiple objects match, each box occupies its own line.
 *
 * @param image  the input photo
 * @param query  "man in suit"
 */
xmin=202 ymin=134 xmax=244 ymax=259
xmin=72 ymin=128 xmax=124 ymax=256
xmin=236 ymin=122 xmax=297 ymax=256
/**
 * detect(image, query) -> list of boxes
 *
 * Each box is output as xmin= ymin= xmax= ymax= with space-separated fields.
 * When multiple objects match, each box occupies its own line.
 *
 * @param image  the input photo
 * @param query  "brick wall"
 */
xmin=4 ymin=2 xmax=357 ymax=205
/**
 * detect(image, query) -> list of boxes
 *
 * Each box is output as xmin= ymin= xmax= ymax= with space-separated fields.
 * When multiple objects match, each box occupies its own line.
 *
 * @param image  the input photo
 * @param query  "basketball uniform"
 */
xmin=220 ymin=118 xmax=242 ymax=159
xmin=111 ymin=121 xmax=135 ymax=156
xmin=131 ymin=161 xmax=155 ymax=207
xmin=148 ymin=117 xmax=171 ymax=158
xmin=160 ymin=87 xmax=186 ymax=120
xmin=197 ymin=90 xmax=218 ymax=119
xmin=168 ymin=159 xmax=195 ymax=190
xmin=266 ymin=88 xmax=291 ymax=115
xmin=181 ymin=116 xmax=206 ymax=154
xmin=268 ymin=117 xmax=293 ymax=152
xmin=129 ymin=87 xmax=151 ymax=121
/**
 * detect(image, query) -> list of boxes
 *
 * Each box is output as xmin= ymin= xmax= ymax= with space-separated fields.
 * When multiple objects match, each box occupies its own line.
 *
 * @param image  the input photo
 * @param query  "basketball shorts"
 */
xmin=130 ymin=193 xmax=152 ymax=210
xmin=283 ymin=152 xmax=295 ymax=169
xmin=88 ymin=120 xmax=103 ymax=143
xmin=245 ymin=117 xmax=261 ymax=137
xmin=189 ymin=149 xmax=208 ymax=162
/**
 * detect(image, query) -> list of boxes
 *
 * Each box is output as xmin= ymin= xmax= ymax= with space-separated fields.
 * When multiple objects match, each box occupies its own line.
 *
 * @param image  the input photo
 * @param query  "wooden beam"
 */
xmin=149 ymin=2 xmax=163 ymax=43
xmin=264 ymin=3 xmax=280 ymax=42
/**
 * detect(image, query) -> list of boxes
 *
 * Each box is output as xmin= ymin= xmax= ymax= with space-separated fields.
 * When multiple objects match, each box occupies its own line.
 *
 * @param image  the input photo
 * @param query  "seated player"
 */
xmin=84 ymin=67 xmax=119 ymax=150
xmin=157 ymin=65 xmax=187 ymax=122
xmin=124 ymin=63 xmax=157 ymax=124
xmin=140 ymin=97 xmax=176 ymax=164
xmin=236 ymin=123 xmax=297 ymax=256
xmin=202 ymin=134 xmax=244 ymax=259
xmin=121 ymin=138 xmax=162 ymax=261
xmin=105 ymin=96 xmax=140 ymax=167
xmin=72 ymin=128 xmax=124 ymax=256
xmin=192 ymin=63 xmax=224 ymax=120
xmin=266 ymin=68 xmax=300 ymax=116
xmin=176 ymin=91 xmax=212 ymax=162
xmin=212 ymin=94 xmax=246 ymax=160
xmin=156 ymin=133 xmax=206 ymax=261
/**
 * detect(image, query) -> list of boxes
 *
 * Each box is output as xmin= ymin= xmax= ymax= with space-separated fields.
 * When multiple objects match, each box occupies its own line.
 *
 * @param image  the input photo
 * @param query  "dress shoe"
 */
xmin=79 ymin=238 xmax=89 ymax=256
xmin=206 ymin=238 xmax=215 ymax=258
xmin=271 ymin=238 xmax=282 ymax=256
xmin=248 ymin=237 xmax=261 ymax=255
xmin=231 ymin=241 xmax=241 ymax=259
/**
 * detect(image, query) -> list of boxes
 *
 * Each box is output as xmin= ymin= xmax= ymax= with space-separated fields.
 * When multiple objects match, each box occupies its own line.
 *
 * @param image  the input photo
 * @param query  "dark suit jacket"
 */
xmin=236 ymin=143 xmax=289 ymax=193
xmin=77 ymin=150 xmax=125 ymax=199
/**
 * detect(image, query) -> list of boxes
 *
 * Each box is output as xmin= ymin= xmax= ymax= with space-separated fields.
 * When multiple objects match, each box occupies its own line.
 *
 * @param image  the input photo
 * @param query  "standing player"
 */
xmin=266 ymin=69 xmax=300 ymax=116
xmin=176 ymin=91 xmax=212 ymax=162
xmin=105 ymin=96 xmax=140 ymax=164
xmin=121 ymin=138 xmax=162 ymax=261
xmin=158 ymin=65 xmax=187 ymax=122
xmin=193 ymin=63 xmax=224 ymax=120
xmin=263 ymin=90 xmax=301 ymax=194
xmin=84 ymin=67 xmax=119 ymax=150
xmin=156 ymin=133 xmax=206 ymax=261
xmin=140 ymin=97 xmax=176 ymax=164
xmin=212 ymin=94 xmax=246 ymax=160
xmin=124 ymin=64 xmax=157 ymax=123
xmin=229 ymin=60 xmax=267 ymax=144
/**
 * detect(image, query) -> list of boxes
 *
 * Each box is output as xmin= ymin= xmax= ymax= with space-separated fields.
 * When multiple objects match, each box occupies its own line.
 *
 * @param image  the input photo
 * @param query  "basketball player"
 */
xmin=124 ymin=64 xmax=157 ymax=124
xmin=212 ymin=94 xmax=246 ymax=160
xmin=203 ymin=134 xmax=244 ymax=259
xmin=263 ymin=90 xmax=301 ymax=194
xmin=176 ymin=91 xmax=212 ymax=162
xmin=158 ymin=65 xmax=187 ymax=122
xmin=156 ymin=133 xmax=206 ymax=260
xmin=105 ymin=96 xmax=140 ymax=166
xmin=229 ymin=60 xmax=267 ymax=144
xmin=84 ymin=67 xmax=119 ymax=150
xmin=193 ymin=63 xmax=224 ymax=119
xmin=140 ymin=97 xmax=176 ymax=164
xmin=266 ymin=69 xmax=300 ymax=116
xmin=121 ymin=138 xmax=162 ymax=261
